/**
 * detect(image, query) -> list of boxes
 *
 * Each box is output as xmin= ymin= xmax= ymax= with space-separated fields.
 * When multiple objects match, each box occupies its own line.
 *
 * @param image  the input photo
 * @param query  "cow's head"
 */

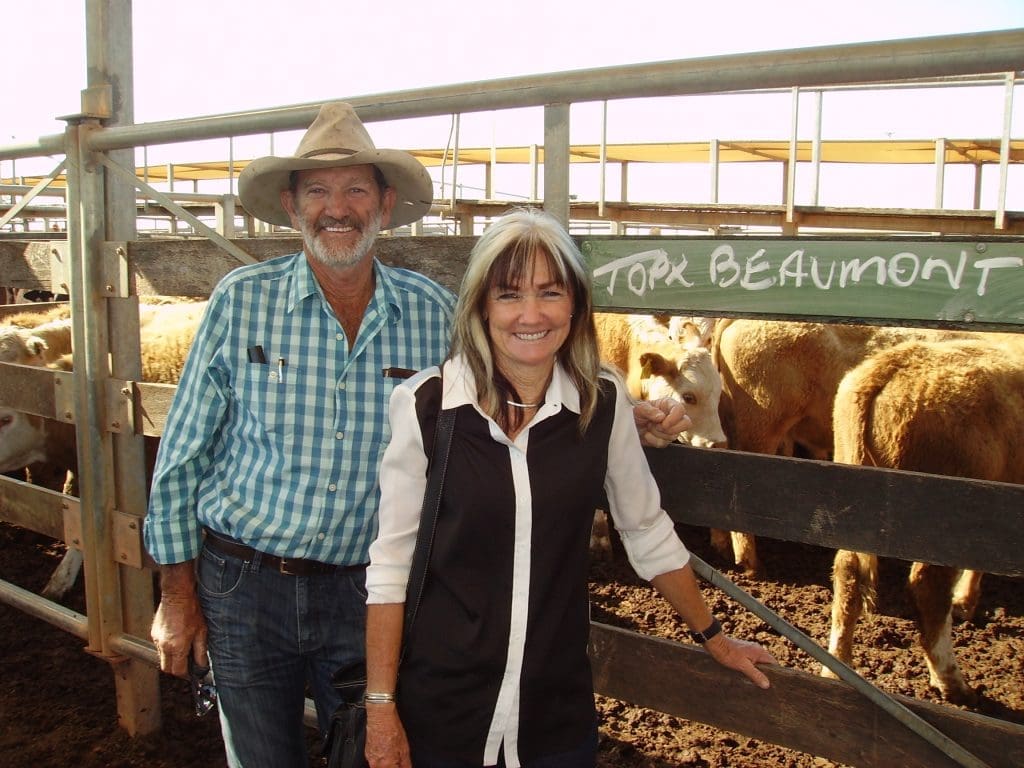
xmin=639 ymin=346 xmax=726 ymax=448
xmin=0 ymin=408 xmax=51 ymax=473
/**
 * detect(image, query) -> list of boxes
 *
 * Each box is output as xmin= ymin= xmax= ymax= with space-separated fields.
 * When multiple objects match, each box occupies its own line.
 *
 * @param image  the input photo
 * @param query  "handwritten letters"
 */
xmin=585 ymin=239 xmax=1024 ymax=323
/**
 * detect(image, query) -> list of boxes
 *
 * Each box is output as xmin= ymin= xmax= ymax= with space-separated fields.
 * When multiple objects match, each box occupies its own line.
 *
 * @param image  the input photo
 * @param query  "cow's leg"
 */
xmin=709 ymin=529 xmax=760 ymax=576
xmin=908 ymin=562 xmax=976 ymax=705
xmin=709 ymin=528 xmax=733 ymax=561
xmin=40 ymin=548 xmax=84 ymax=601
xmin=952 ymin=569 xmax=983 ymax=623
xmin=731 ymin=531 xmax=761 ymax=576
xmin=823 ymin=550 xmax=877 ymax=679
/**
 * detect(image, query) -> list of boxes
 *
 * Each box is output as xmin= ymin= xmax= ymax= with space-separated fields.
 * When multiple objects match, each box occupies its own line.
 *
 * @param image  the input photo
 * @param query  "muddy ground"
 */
xmin=1 ymin=521 xmax=1021 ymax=767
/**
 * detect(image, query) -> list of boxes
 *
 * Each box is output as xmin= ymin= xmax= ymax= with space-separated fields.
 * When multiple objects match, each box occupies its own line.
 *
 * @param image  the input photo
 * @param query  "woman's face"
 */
xmin=485 ymin=253 xmax=574 ymax=381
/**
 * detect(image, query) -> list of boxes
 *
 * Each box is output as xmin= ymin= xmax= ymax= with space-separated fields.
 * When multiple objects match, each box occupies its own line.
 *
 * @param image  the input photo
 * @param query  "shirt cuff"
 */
xmin=618 ymin=512 xmax=691 ymax=581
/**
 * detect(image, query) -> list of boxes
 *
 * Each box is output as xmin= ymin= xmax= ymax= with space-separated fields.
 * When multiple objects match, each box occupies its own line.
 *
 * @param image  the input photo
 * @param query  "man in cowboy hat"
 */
xmin=144 ymin=102 xmax=457 ymax=767
xmin=144 ymin=102 xmax=688 ymax=767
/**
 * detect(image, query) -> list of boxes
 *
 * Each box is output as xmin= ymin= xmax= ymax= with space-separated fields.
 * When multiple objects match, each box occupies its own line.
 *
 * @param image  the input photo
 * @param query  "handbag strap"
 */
xmin=403 ymin=406 xmax=456 ymax=640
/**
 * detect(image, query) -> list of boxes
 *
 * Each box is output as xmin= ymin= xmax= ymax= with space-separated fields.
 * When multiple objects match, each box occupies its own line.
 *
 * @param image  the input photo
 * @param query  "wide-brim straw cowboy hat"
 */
xmin=238 ymin=102 xmax=433 ymax=230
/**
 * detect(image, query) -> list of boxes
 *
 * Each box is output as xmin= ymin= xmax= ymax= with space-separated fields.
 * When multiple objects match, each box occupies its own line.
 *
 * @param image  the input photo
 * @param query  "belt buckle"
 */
xmin=277 ymin=557 xmax=300 ymax=575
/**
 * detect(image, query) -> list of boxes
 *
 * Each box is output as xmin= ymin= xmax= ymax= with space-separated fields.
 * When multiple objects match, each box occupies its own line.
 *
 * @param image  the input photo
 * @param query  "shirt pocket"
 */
xmin=233 ymin=363 xmax=308 ymax=439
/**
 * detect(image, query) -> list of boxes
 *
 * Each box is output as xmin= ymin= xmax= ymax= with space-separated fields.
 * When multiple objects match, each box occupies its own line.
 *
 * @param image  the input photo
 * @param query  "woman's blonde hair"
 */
xmin=449 ymin=208 xmax=602 ymax=434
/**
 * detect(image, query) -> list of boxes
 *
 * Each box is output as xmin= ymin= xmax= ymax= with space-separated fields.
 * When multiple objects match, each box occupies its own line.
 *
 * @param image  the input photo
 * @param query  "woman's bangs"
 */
xmin=489 ymin=238 xmax=568 ymax=290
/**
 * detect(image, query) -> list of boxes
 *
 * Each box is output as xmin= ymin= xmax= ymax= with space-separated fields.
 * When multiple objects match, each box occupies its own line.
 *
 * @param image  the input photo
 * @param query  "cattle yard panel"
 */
xmin=1 ymin=13 xmax=1023 ymax=765
xmin=3 ymin=232 xmax=1024 ymax=765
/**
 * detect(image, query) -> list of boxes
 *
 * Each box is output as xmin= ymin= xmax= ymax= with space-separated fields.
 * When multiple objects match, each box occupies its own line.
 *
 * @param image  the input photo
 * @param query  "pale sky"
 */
xmin=5 ymin=0 xmax=1024 ymax=211
xmin=8 ymin=0 xmax=1023 ymax=138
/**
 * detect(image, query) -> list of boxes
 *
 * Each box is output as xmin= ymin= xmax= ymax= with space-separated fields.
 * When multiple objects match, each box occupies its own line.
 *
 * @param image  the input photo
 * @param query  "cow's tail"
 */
xmin=832 ymin=348 xmax=905 ymax=469
xmin=709 ymin=317 xmax=733 ymax=372
xmin=833 ymin=351 xmax=905 ymax=615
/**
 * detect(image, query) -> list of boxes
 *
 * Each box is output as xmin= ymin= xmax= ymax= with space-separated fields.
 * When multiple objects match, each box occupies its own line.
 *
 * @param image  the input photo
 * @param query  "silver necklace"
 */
xmin=506 ymin=400 xmax=541 ymax=409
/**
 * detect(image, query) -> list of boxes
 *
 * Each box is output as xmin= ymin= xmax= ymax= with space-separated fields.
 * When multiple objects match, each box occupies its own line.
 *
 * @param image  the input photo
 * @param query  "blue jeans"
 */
xmin=410 ymin=718 xmax=599 ymax=768
xmin=197 ymin=542 xmax=367 ymax=768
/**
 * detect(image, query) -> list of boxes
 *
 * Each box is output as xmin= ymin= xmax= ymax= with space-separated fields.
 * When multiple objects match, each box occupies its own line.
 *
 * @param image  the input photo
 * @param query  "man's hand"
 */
xmin=633 ymin=398 xmax=691 ymax=448
xmin=151 ymin=562 xmax=208 ymax=677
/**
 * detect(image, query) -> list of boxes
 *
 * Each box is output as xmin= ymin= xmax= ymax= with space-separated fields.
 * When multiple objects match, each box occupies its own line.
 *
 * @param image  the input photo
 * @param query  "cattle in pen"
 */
xmin=708 ymin=317 xmax=997 ymax=576
xmin=0 ymin=300 xmax=206 ymax=599
xmin=595 ymin=312 xmax=726 ymax=449
xmin=823 ymin=335 xmax=1024 ymax=705
xmin=591 ymin=312 xmax=725 ymax=561
xmin=0 ymin=306 xmax=72 ymax=367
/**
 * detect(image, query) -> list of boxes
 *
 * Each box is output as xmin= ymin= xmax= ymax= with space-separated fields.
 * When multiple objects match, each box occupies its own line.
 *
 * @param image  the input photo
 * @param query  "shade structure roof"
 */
xmin=6 ymin=137 xmax=1021 ymax=188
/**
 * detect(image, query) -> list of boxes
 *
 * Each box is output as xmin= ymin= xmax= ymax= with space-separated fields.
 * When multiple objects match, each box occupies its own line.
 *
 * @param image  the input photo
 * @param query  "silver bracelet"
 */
xmin=363 ymin=692 xmax=396 ymax=704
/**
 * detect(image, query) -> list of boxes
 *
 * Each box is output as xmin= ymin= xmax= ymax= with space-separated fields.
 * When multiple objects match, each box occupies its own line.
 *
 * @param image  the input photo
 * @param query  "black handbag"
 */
xmin=325 ymin=659 xmax=369 ymax=768
xmin=324 ymin=407 xmax=456 ymax=768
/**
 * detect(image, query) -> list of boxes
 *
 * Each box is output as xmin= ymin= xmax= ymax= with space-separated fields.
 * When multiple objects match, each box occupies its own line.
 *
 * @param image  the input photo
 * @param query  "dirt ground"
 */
xmin=1 ymin=520 xmax=1022 ymax=768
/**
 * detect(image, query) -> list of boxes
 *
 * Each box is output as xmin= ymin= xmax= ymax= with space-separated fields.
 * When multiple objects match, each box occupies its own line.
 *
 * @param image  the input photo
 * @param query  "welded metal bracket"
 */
xmin=61 ymin=502 xmax=144 ymax=569
xmin=61 ymin=498 xmax=82 ymax=551
xmin=48 ymin=242 xmax=72 ymax=297
xmin=79 ymin=84 xmax=113 ymax=121
xmin=51 ymin=368 xmax=75 ymax=423
xmin=112 ymin=511 xmax=144 ymax=569
xmin=101 ymin=242 xmax=130 ymax=298
xmin=105 ymin=377 xmax=133 ymax=434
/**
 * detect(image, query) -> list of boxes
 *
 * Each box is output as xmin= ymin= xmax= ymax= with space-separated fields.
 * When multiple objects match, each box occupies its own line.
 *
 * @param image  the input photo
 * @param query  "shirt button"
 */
xmin=336 ymin=431 xmax=344 ymax=440
xmin=336 ymin=333 xmax=343 ymax=341
xmin=317 ymin=532 xmax=326 ymax=541
xmin=328 ymin=483 xmax=337 ymax=492
xmin=338 ymin=381 xmax=346 ymax=390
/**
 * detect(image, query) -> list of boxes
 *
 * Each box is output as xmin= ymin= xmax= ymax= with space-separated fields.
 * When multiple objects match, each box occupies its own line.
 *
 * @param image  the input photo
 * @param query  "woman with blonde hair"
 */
xmin=364 ymin=208 xmax=776 ymax=768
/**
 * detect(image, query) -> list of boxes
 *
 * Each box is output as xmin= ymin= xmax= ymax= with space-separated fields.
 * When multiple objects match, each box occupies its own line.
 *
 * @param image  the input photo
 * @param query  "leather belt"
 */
xmin=203 ymin=531 xmax=366 ymax=576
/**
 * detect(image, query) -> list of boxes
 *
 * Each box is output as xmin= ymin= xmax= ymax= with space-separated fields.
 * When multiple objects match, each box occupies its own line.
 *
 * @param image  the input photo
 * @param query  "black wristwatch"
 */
xmin=689 ymin=617 xmax=723 ymax=644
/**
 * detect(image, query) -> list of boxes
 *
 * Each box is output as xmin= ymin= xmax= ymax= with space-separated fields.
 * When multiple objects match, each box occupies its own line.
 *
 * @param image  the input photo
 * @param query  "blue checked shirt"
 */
xmin=143 ymin=252 xmax=455 ymax=566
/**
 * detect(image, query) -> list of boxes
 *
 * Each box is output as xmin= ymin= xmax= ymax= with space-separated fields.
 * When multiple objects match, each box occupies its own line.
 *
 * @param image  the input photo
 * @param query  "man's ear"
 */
xmin=280 ymin=188 xmax=300 ymax=227
xmin=379 ymin=186 xmax=397 ymax=228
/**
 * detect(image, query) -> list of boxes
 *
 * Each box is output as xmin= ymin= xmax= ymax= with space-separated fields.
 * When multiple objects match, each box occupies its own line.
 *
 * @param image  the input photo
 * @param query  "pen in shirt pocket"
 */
xmin=381 ymin=367 xmax=417 ymax=380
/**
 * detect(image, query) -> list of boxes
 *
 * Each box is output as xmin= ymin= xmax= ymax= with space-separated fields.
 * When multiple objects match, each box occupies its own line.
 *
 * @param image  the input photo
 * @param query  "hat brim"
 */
xmin=238 ymin=148 xmax=433 ymax=230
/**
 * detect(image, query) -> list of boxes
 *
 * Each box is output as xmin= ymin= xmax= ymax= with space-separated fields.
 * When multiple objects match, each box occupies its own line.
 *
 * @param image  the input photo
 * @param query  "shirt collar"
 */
xmin=286 ymin=253 xmax=401 ymax=322
xmin=287 ymin=252 xmax=322 ymax=312
xmin=442 ymin=354 xmax=581 ymax=414
xmin=372 ymin=260 xmax=404 ymax=323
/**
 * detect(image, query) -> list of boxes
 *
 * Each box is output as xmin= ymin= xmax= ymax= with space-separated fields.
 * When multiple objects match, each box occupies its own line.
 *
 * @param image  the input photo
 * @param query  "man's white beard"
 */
xmin=304 ymin=209 xmax=383 ymax=268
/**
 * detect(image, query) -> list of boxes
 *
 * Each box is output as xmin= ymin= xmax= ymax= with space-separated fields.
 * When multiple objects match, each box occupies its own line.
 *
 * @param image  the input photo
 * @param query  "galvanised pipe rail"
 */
xmin=690 ymin=553 xmax=990 ymax=768
xmin=0 ymin=578 xmax=88 ymax=639
xmin=84 ymin=29 xmax=1024 ymax=151
xmin=1 ymin=29 xmax=1020 ymax=162
xmin=1 ymin=135 xmax=65 ymax=162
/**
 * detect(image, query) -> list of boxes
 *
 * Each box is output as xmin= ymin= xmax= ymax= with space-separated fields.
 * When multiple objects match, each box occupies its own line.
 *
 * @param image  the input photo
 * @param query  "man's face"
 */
xmin=280 ymin=164 xmax=395 ymax=268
